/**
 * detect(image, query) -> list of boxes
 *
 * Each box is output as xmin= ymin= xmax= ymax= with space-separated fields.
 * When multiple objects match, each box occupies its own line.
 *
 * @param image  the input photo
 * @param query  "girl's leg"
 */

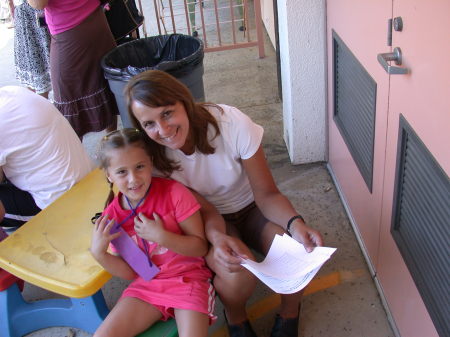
xmin=94 ymin=297 xmax=162 ymax=337
xmin=174 ymin=308 xmax=209 ymax=337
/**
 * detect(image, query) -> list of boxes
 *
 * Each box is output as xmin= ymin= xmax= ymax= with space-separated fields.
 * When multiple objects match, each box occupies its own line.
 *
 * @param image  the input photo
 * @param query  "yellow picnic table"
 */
xmin=0 ymin=168 xmax=112 ymax=336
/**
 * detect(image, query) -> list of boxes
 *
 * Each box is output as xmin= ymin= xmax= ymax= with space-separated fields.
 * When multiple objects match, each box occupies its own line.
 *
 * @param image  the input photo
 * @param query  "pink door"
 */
xmin=327 ymin=1 xmax=449 ymax=336
xmin=376 ymin=1 xmax=449 ymax=337
xmin=326 ymin=0 xmax=391 ymax=268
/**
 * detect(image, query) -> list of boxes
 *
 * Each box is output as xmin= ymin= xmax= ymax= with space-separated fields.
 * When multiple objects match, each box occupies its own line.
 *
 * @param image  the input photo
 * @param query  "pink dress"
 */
xmin=104 ymin=177 xmax=215 ymax=322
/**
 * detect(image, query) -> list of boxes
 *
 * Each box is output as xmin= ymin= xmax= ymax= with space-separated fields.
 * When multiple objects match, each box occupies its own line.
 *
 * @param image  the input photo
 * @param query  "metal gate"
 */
xmin=139 ymin=0 xmax=264 ymax=58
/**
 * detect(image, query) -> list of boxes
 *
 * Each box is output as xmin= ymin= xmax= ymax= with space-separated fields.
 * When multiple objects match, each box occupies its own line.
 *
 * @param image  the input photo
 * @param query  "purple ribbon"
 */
xmin=110 ymin=188 xmax=160 ymax=281
xmin=111 ymin=228 xmax=160 ymax=281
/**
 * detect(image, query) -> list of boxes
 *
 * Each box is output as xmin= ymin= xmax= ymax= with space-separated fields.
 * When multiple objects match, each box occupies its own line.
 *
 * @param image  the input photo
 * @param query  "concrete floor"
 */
xmin=0 ymin=12 xmax=395 ymax=337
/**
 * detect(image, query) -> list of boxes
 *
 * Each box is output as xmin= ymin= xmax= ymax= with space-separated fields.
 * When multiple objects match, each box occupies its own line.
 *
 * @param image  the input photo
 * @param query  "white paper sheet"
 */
xmin=241 ymin=234 xmax=336 ymax=294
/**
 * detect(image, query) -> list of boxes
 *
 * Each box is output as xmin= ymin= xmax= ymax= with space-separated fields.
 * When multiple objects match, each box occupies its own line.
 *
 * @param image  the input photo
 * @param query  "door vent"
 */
xmin=332 ymin=30 xmax=377 ymax=192
xmin=392 ymin=115 xmax=450 ymax=337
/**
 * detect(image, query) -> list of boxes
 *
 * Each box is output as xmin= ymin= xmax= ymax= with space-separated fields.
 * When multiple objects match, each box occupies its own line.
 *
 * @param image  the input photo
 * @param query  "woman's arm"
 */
xmin=243 ymin=145 xmax=323 ymax=251
xmin=90 ymin=215 xmax=136 ymax=280
xmin=134 ymin=211 xmax=209 ymax=257
xmin=191 ymin=189 xmax=254 ymax=271
xmin=27 ymin=0 xmax=48 ymax=10
xmin=189 ymin=189 xmax=226 ymax=245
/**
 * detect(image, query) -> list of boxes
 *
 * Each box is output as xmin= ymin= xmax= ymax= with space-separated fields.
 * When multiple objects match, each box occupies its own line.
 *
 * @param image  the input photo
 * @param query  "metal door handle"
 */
xmin=377 ymin=47 xmax=408 ymax=74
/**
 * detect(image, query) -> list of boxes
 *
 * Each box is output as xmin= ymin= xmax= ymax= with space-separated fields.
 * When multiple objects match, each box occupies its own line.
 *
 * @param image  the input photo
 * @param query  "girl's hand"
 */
xmin=90 ymin=215 xmax=120 ymax=260
xmin=134 ymin=212 xmax=166 ymax=243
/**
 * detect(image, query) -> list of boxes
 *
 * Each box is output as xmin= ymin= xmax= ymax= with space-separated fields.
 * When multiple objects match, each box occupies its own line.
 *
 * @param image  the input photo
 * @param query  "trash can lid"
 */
xmin=101 ymin=34 xmax=204 ymax=81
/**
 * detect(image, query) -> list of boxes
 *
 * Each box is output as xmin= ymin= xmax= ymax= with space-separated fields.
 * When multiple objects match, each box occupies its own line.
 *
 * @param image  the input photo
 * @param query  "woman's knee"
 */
xmin=214 ymin=267 xmax=256 ymax=298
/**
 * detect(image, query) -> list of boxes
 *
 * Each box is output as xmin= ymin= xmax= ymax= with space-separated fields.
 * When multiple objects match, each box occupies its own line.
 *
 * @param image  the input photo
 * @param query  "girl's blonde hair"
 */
xmin=96 ymin=128 xmax=153 ymax=207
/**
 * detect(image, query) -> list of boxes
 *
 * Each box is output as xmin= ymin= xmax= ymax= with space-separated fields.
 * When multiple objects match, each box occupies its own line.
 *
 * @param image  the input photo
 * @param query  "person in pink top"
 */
xmin=28 ymin=0 xmax=118 ymax=138
xmin=90 ymin=128 xmax=215 ymax=337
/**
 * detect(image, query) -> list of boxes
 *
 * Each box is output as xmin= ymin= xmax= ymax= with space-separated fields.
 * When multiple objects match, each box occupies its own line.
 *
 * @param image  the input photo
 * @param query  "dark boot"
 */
xmin=224 ymin=311 xmax=258 ymax=337
xmin=270 ymin=314 xmax=299 ymax=337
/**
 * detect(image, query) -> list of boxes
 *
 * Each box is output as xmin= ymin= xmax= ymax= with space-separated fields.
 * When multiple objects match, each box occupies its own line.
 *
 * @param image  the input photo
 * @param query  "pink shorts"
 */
xmin=121 ymin=276 xmax=216 ymax=324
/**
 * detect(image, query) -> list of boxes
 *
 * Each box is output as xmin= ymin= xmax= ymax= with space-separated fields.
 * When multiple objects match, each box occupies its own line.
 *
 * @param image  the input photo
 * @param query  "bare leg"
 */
xmin=206 ymin=247 xmax=257 ymax=324
xmin=174 ymin=308 xmax=209 ymax=337
xmin=38 ymin=91 xmax=49 ymax=99
xmin=0 ymin=200 xmax=5 ymax=223
xmin=7 ymin=0 xmax=14 ymax=27
xmin=94 ymin=297 xmax=162 ymax=337
xmin=25 ymin=88 xmax=49 ymax=100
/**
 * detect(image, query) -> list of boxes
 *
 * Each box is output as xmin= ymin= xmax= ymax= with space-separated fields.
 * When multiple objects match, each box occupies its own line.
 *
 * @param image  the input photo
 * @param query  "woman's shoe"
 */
xmin=224 ymin=311 xmax=258 ymax=337
xmin=227 ymin=320 xmax=258 ymax=337
xmin=270 ymin=314 xmax=299 ymax=337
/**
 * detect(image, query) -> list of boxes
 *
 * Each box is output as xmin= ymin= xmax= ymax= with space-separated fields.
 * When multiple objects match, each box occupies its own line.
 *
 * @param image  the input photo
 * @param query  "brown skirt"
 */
xmin=50 ymin=6 xmax=119 ymax=137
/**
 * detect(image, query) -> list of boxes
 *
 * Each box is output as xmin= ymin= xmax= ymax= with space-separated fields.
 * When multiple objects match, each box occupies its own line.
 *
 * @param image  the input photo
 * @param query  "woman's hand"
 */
xmin=290 ymin=220 xmax=323 ymax=252
xmin=212 ymin=233 xmax=254 ymax=272
xmin=134 ymin=212 xmax=166 ymax=243
xmin=90 ymin=215 xmax=120 ymax=260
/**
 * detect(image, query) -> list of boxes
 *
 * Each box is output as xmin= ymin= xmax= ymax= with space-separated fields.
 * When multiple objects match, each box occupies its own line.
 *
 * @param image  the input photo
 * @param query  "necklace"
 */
xmin=113 ymin=185 xmax=153 ymax=267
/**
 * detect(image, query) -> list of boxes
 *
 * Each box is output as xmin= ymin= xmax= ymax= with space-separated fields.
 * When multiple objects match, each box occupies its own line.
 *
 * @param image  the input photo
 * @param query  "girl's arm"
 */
xmin=134 ymin=211 xmax=208 ymax=257
xmin=242 ymin=145 xmax=323 ymax=251
xmin=90 ymin=215 xmax=137 ymax=280
xmin=27 ymin=0 xmax=48 ymax=10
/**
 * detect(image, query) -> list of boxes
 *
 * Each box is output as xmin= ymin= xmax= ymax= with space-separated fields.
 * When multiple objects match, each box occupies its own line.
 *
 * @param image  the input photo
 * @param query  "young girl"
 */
xmin=90 ymin=128 xmax=215 ymax=337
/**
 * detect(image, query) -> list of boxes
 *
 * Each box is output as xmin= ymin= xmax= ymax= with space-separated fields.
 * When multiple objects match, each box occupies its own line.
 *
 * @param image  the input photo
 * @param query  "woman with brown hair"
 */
xmin=124 ymin=70 xmax=324 ymax=337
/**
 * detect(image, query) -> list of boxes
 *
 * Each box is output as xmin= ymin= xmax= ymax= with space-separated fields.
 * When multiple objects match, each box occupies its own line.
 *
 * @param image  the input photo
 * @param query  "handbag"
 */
xmin=104 ymin=0 xmax=144 ymax=42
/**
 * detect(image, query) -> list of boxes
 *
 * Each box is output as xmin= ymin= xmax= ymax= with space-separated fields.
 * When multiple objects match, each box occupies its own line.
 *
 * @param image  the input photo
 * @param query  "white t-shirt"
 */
xmin=0 ymin=86 xmax=95 ymax=209
xmin=157 ymin=104 xmax=264 ymax=214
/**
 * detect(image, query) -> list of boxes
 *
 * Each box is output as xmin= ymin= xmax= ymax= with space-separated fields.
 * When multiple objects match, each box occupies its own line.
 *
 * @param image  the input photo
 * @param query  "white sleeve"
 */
xmin=218 ymin=105 xmax=264 ymax=160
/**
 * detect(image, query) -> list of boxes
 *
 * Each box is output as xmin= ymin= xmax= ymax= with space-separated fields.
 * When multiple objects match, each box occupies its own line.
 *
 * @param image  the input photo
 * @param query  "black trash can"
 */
xmin=101 ymin=34 xmax=205 ymax=128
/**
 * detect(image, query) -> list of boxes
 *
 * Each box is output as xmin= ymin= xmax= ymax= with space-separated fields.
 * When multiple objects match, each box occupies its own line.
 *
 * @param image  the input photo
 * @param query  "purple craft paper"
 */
xmin=111 ymin=227 xmax=160 ymax=281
